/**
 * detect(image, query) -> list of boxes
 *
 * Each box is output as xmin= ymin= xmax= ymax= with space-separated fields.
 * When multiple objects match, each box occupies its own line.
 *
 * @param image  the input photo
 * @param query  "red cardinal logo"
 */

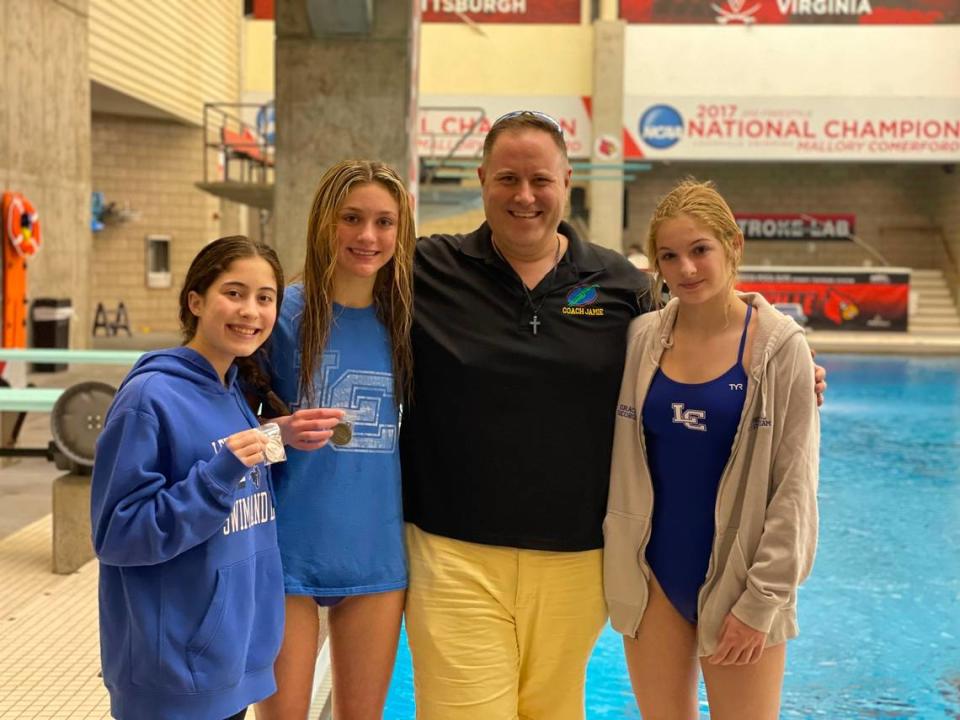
xmin=598 ymin=138 xmax=617 ymax=157
xmin=822 ymin=288 xmax=860 ymax=325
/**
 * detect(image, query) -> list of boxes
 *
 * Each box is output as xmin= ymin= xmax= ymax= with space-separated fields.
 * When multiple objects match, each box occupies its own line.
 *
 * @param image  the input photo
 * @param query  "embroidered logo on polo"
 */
xmin=562 ymin=284 xmax=605 ymax=317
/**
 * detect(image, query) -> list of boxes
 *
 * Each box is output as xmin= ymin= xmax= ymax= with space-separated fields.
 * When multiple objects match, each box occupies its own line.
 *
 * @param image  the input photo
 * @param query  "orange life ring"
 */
xmin=2 ymin=192 xmax=42 ymax=257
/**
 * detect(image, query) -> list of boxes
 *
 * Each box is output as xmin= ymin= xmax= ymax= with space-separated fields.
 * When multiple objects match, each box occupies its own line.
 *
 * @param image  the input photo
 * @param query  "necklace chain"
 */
xmin=492 ymin=235 xmax=562 ymax=336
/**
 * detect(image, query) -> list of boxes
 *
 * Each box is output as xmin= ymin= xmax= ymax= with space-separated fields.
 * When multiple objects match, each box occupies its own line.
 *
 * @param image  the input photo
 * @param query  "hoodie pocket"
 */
xmin=187 ymin=548 xmax=284 ymax=692
xmin=700 ymin=532 xmax=750 ymax=644
xmin=602 ymin=511 xmax=651 ymax=635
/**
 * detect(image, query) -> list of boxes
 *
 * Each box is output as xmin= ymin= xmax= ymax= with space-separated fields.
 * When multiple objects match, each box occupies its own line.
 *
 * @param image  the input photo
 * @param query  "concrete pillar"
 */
xmin=52 ymin=473 xmax=94 ymax=574
xmin=273 ymin=0 xmax=420 ymax=274
xmin=588 ymin=18 xmax=626 ymax=252
xmin=0 ymin=0 xmax=92 ymax=348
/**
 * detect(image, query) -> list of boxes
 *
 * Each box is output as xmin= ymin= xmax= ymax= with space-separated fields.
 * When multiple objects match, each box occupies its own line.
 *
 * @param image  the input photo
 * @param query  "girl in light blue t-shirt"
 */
xmin=255 ymin=161 xmax=415 ymax=720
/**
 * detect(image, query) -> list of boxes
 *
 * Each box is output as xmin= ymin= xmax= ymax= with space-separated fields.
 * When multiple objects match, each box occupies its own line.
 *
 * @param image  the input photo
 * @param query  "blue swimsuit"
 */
xmin=642 ymin=306 xmax=752 ymax=623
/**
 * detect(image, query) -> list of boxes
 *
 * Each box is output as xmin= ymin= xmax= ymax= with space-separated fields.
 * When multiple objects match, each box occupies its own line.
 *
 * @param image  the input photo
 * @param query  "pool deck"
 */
xmin=0 ymin=516 xmax=110 ymax=719
xmin=808 ymin=330 xmax=960 ymax=354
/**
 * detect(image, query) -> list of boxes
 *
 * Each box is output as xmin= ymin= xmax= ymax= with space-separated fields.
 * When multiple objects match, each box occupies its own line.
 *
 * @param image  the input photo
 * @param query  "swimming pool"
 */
xmin=383 ymin=354 xmax=960 ymax=718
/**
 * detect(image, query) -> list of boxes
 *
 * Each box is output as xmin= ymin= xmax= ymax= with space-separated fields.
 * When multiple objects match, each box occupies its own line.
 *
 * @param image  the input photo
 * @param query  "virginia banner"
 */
xmin=620 ymin=0 xmax=960 ymax=24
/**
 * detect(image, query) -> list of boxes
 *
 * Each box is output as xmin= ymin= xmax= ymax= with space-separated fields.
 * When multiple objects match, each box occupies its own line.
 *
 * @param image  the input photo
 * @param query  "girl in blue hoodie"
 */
xmin=92 ymin=235 xmax=291 ymax=720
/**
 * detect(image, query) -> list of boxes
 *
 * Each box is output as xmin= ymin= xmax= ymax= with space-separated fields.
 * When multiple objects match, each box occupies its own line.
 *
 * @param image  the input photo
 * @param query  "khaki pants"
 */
xmin=404 ymin=523 xmax=607 ymax=720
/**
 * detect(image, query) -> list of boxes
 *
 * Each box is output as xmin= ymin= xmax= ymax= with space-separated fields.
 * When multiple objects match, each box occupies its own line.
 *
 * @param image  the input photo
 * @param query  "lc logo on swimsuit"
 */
xmin=562 ymin=285 xmax=605 ymax=317
xmin=672 ymin=403 xmax=707 ymax=432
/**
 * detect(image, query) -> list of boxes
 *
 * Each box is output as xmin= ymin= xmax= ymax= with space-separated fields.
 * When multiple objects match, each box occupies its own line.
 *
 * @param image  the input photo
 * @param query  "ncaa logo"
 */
xmin=639 ymin=105 xmax=684 ymax=149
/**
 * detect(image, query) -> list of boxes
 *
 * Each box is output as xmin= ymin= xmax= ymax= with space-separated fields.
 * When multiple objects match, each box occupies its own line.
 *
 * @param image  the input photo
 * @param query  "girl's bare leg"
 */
xmin=701 ymin=641 xmax=786 ymax=720
xmin=256 ymin=595 xmax=320 ymax=720
xmin=622 ymin=575 xmax=700 ymax=720
xmin=328 ymin=589 xmax=405 ymax=720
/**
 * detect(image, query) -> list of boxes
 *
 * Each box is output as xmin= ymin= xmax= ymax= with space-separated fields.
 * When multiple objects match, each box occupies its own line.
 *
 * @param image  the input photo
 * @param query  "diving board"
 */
xmin=0 ymin=388 xmax=64 ymax=412
xmin=0 ymin=349 xmax=144 ymax=365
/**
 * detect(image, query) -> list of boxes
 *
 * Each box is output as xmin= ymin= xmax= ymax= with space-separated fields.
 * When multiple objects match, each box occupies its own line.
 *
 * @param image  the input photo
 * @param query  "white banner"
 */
xmin=418 ymin=95 xmax=591 ymax=159
xmin=623 ymin=97 xmax=960 ymax=161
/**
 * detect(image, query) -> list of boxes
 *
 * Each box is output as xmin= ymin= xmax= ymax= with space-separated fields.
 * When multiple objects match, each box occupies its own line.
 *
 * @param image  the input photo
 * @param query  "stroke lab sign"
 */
xmin=736 ymin=214 xmax=855 ymax=240
xmin=736 ymin=266 xmax=910 ymax=331
xmin=624 ymin=97 xmax=960 ymax=161
xmin=619 ymin=0 xmax=960 ymax=23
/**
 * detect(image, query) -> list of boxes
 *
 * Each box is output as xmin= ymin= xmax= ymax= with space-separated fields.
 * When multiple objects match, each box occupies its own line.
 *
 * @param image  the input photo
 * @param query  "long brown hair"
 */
xmin=178 ymin=235 xmax=284 ymax=342
xmin=179 ymin=235 xmax=288 ymax=414
xmin=298 ymin=160 xmax=415 ymax=406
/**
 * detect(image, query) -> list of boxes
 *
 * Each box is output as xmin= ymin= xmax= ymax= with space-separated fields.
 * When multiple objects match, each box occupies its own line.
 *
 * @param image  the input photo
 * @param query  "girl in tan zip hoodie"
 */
xmin=603 ymin=180 xmax=820 ymax=720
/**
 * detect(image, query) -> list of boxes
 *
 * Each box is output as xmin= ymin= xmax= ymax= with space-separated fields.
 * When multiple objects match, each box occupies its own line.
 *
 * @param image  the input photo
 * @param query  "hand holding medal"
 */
xmin=260 ymin=423 xmax=287 ymax=465
xmin=271 ymin=407 xmax=346 ymax=451
xmin=331 ymin=419 xmax=353 ymax=446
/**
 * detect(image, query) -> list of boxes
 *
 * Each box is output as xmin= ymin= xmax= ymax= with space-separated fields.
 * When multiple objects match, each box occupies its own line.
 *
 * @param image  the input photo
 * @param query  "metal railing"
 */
xmin=938 ymin=229 xmax=960 ymax=306
xmin=879 ymin=225 xmax=960 ymax=307
xmin=201 ymin=102 xmax=275 ymax=184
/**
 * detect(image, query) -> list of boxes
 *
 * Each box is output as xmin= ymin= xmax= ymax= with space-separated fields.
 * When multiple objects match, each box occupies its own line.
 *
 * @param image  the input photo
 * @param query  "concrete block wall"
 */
xmin=90 ymin=114 xmax=222 ymax=336
xmin=0 ymin=0 xmax=92 ymax=348
xmin=624 ymin=163 xmax=946 ymax=271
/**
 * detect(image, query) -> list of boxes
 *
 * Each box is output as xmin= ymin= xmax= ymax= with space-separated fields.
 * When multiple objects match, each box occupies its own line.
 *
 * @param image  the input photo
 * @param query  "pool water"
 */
xmin=383 ymin=354 xmax=960 ymax=718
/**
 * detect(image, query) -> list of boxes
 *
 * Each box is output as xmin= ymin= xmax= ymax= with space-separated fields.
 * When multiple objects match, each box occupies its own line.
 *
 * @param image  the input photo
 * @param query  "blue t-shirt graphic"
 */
xmin=269 ymin=285 xmax=407 ymax=597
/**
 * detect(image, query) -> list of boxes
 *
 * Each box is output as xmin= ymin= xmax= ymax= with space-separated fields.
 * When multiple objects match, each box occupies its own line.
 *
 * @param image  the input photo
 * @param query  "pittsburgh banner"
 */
xmin=421 ymin=0 xmax=581 ymax=23
xmin=737 ymin=267 xmax=910 ymax=331
xmin=736 ymin=214 xmax=855 ymax=240
xmin=620 ymin=0 xmax=960 ymax=24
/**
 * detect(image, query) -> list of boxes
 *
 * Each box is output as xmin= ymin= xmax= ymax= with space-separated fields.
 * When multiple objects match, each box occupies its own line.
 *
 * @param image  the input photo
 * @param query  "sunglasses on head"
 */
xmin=491 ymin=110 xmax=564 ymax=137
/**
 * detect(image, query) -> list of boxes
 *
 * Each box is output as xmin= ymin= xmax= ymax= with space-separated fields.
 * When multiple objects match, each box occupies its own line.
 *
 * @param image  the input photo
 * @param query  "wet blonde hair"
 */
xmin=299 ymin=160 xmax=416 ymax=406
xmin=646 ymin=178 xmax=743 ymax=308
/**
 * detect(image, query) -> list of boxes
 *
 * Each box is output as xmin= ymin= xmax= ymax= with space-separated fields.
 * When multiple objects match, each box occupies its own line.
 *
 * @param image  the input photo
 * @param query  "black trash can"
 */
xmin=30 ymin=298 xmax=73 ymax=372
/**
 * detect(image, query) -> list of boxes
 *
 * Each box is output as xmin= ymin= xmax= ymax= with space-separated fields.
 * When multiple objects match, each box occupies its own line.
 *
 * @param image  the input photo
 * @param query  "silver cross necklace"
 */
xmin=493 ymin=234 xmax=562 ymax=336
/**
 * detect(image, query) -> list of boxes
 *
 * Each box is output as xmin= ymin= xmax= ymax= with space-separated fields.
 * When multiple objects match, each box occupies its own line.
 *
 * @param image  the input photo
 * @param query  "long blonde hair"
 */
xmin=298 ymin=160 xmax=415 ymax=406
xmin=646 ymin=178 xmax=743 ymax=308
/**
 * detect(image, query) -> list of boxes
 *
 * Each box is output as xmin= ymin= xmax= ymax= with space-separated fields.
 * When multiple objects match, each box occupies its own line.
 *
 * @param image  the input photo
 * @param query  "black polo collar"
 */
xmin=460 ymin=221 xmax=606 ymax=276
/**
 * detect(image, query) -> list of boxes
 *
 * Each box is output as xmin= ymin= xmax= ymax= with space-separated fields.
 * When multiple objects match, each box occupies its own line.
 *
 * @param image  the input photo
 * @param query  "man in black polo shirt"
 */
xmin=400 ymin=111 xmax=653 ymax=719
xmin=401 ymin=111 xmax=826 ymax=718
